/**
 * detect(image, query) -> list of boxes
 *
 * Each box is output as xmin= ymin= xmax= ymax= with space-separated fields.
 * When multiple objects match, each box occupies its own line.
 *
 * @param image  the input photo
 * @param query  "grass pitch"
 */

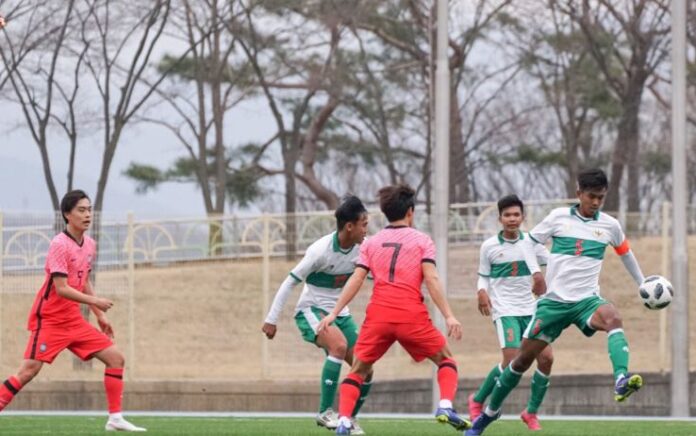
xmin=0 ymin=416 xmax=695 ymax=435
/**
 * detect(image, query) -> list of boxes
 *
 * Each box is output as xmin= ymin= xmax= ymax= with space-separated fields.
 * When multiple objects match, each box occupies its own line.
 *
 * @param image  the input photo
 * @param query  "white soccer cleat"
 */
xmin=105 ymin=417 xmax=147 ymax=432
xmin=316 ymin=408 xmax=340 ymax=429
xmin=351 ymin=418 xmax=366 ymax=435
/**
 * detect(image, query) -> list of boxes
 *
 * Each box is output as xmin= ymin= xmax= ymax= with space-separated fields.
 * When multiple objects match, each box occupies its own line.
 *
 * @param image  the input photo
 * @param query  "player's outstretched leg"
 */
xmin=468 ymin=363 xmax=502 ymax=421
xmin=0 ymin=360 xmax=42 ymax=412
xmin=95 ymin=347 xmax=146 ymax=432
xmin=607 ymin=328 xmax=642 ymax=402
xmin=349 ymin=372 xmax=372 ymax=436
xmin=521 ymin=346 xmax=552 ymax=431
xmin=316 ymin=355 xmax=342 ymax=429
xmin=433 ymin=357 xmax=471 ymax=431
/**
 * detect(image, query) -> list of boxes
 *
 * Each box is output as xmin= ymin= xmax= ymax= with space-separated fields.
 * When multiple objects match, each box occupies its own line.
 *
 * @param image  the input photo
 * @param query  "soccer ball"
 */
xmin=639 ymin=275 xmax=673 ymax=310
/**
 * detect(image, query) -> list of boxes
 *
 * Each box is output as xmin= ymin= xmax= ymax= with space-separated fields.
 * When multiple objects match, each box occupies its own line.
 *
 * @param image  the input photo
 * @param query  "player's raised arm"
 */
xmin=53 ymin=275 xmax=113 ymax=311
xmin=612 ymin=227 xmax=645 ymax=285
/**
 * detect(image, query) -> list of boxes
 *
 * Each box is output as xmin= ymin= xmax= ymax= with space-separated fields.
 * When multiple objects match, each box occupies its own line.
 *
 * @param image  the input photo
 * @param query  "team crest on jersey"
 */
xmin=593 ymin=230 xmax=603 ymax=238
xmin=39 ymin=343 xmax=47 ymax=353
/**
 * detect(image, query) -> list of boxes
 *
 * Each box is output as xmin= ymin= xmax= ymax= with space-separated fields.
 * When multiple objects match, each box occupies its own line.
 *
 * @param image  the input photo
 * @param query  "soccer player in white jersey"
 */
xmin=468 ymin=195 xmax=553 ymax=431
xmin=262 ymin=196 xmax=371 ymax=434
xmin=466 ymin=169 xmax=647 ymax=436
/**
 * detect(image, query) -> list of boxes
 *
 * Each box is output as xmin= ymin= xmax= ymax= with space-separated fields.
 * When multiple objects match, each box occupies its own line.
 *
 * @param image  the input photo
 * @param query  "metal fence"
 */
xmin=0 ymin=200 xmax=690 ymax=382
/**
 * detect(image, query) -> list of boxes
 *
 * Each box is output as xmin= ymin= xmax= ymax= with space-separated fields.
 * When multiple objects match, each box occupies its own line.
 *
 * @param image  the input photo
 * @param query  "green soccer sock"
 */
xmin=526 ymin=369 xmax=550 ymax=414
xmin=351 ymin=374 xmax=373 ymax=417
xmin=488 ymin=365 xmax=523 ymax=412
xmin=319 ymin=356 xmax=343 ymax=413
xmin=608 ymin=328 xmax=629 ymax=380
xmin=473 ymin=364 xmax=502 ymax=404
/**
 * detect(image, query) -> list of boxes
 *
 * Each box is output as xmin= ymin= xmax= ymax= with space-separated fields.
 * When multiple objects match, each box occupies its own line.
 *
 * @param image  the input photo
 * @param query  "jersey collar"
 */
xmin=62 ymin=230 xmax=85 ymax=247
xmin=570 ymin=204 xmax=599 ymax=222
xmin=332 ymin=231 xmax=353 ymax=254
xmin=498 ymin=230 xmax=524 ymax=245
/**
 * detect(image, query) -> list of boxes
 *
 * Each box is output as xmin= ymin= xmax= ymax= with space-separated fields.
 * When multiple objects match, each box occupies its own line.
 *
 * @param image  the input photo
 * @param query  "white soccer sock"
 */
xmin=338 ymin=416 xmax=352 ymax=427
xmin=108 ymin=412 xmax=124 ymax=421
xmin=438 ymin=399 xmax=453 ymax=409
xmin=484 ymin=406 xmax=499 ymax=417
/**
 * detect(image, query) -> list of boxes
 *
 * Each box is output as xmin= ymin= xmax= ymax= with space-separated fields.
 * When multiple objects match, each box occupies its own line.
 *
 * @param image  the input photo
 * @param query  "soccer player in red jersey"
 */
xmin=317 ymin=184 xmax=470 ymax=435
xmin=0 ymin=190 xmax=146 ymax=432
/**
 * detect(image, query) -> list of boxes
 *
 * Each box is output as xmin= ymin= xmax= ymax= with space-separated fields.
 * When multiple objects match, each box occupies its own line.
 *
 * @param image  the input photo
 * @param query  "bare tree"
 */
xmin=0 ymin=0 xmax=78 ymax=211
xmin=557 ymin=0 xmax=670 ymax=213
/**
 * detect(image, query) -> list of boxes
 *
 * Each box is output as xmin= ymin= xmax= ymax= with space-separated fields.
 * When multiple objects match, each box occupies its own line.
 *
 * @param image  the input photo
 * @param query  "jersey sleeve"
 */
xmin=529 ymin=211 xmax=557 ymax=244
xmin=534 ymin=242 xmax=550 ymax=266
xmin=421 ymin=235 xmax=436 ymax=264
xmin=478 ymin=242 xmax=491 ymax=277
xmin=357 ymin=240 xmax=371 ymax=271
xmin=46 ymin=240 xmax=69 ymax=277
xmin=290 ymin=243 xmax=321 ymax=281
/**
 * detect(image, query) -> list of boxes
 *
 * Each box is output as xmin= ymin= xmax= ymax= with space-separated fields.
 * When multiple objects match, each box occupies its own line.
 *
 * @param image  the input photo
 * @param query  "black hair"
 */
xmin=497 ymin=194 xmax=524 ymax=216
xmin=61 ymin=190 xmax=90 ymax=224
xmin=577 ymin=168 xmax=609 ymax=191
xmin=377 ymin=184 xmax=415 ymax=222
xmin=335 ymin=195 xmax=367 ymax=230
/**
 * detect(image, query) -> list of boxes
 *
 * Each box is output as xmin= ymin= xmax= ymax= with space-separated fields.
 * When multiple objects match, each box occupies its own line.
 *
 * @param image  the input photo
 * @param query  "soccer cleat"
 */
xmin=614 ymin=373 xmax=643 ymax=402
xmin=105 ymin=417 xmax=147 ymax=432
xmin=335 ymin=421 xmax=352 ymax=435
xmin=468 ymin=393 xmax=483 ymax=421
xmin=435 ymin=407 xmax=472 ymax=431
xmin=520 ymin=410 xmax=542 ymax=431
xmin=464 ymin=411 xmax=500 ymax=436
xmin=316 ymin=408 xmax=340 ymax=429
xmin=350 ymin=418 xmax=365 ymax=435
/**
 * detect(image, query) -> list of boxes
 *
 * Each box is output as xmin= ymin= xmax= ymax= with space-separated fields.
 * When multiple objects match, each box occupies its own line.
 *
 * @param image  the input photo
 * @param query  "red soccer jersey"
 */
xmin=27 ymin=231 xmax=95 ymax=330
xmin=358 ymin=225 xmax=436 ymax=323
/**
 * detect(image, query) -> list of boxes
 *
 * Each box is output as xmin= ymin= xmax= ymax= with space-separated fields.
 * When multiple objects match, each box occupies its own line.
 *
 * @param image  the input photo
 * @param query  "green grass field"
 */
xmin=0 ymin=416 xmax=695 ymax=435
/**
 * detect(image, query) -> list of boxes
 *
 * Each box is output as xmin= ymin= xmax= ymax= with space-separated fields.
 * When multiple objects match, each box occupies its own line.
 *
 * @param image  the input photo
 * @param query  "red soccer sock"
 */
xmin=437 ymin=358 xmax=458 ymax=402
xmin=0 ymin=376 xmax=23 ymax=412
xmin=104 ymin=368 xmax=124 ymax=414
xmin=338 ymin=373 xmax=364 ymax=418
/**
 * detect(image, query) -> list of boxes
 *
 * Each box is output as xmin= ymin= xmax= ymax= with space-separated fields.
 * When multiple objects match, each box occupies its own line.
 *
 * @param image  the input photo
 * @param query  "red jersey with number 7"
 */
xmin=27 ymin=231 xmax=96 ymax=330
xmin=357 ymin=225 xmax=435 ymax=323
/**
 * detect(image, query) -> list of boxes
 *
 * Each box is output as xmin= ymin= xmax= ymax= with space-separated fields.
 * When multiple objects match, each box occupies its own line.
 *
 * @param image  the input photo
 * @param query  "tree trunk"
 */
xmin=448 ymin=84 xmax=469 ymax=204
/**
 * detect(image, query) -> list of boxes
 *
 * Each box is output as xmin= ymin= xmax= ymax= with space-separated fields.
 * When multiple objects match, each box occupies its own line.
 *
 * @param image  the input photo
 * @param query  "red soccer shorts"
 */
xmin=24 ymin=320 xmax=113 ymax=363
xmin=354 ymin=318 xmax=447 ymax=364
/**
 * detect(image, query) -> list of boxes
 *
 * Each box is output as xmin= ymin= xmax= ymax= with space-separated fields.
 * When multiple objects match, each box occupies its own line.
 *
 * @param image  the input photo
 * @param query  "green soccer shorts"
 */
xmin=523 ymin=295 xmax=609 ymax=343
xmin=294 ymin=306 xmax=359 ymax=349
xmin=494 ymin=315 xmax=532 ymax=348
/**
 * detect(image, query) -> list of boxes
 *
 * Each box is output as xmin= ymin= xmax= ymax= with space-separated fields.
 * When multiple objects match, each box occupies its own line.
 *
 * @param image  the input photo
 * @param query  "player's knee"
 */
xmin=329 ymin=341 xmax=348 ymax=360
xmin=536 ymin=353 xmax=553 ymax=371
xmin=604 ymin=312 xmax=623 ymax=329
xmin=107 ymin=351 xmax=126 ymax=368
xmin=512 ymin=355 xmax=534 ymax=372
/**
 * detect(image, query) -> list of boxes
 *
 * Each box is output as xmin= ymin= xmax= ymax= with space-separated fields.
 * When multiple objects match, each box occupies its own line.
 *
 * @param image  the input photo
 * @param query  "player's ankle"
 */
xmin=108 ymin=412 xmax=123 ymax=421
xmin=438 ymin=399 xmax=453 ymax=409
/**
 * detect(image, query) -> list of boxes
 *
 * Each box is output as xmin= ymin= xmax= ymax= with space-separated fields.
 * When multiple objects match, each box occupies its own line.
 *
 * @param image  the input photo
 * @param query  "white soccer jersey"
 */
xmin=478 ymin=231 xmax=550 ymax=320
xmin=529 ymin=205 xmax=626 ymax=302
xmin=290 ymin=231 xmax=360 ymax=316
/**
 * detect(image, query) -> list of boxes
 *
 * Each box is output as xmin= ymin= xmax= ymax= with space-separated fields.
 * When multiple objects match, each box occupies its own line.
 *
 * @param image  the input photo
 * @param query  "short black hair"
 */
xmin=378 ymin=184 xmax=415 ymax=222
xmin=335 ymin=195 xmax=367 ymax=230
xmin=61 ymin=190 xmax=90 ymax=224
xmin=577 ymin=168 xmax=608 ymax=191
xmin=498 ymin=194 xmax=524 ymax=215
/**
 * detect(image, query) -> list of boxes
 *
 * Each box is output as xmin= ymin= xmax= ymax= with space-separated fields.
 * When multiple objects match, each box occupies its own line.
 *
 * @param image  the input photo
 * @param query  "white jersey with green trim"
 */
xmin=529 ymin=205 xmax=625 ymax=302
xmin=478 ymin=231 xmax=550 ymax=321
xmin=288 ymin=231 xmax=359 ymax=317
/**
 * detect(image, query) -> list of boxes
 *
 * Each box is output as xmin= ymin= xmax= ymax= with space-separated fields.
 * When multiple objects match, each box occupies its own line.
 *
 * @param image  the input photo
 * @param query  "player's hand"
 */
xmin=316 ymin=312 xmax=336 ymax=333
xmin=445 ymin=316 xmax=462 ymax=340
xmin=97 ymin=315 xmax=114 ymax=338
xmin=477 ymin=290 xmax=491 ymax=316
xmin=92 ymin=297 xmax=113 ymax=312
xmin=262 ymin=322 xmax=277 ymax=339
xmin=531 ymin=272 xmax=546 ymax=296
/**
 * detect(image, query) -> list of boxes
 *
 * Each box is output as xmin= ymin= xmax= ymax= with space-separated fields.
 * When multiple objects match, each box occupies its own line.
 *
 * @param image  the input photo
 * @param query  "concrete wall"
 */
xmin=6 ymin=373 xmax=696 ymax=416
